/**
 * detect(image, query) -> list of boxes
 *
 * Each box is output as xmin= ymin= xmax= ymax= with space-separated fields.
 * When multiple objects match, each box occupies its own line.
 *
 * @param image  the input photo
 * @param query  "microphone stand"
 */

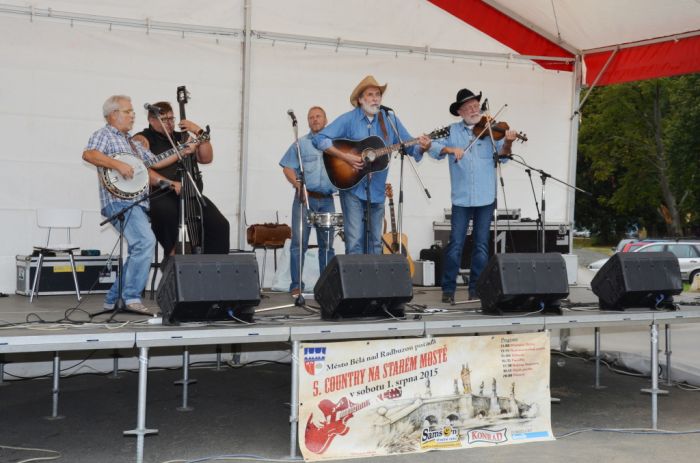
xmin=382 ymin=108 xmax=431 ymax=255
xmin=506 ymin=155 xmax=591 ymax=252
xmin=261 ymin=111 xmax=316 ymax=314
xmin=154 ymin=111 xmax=207 ymax=255
xmin=291 ymin=113 xmax=311 ymax=307
xmin=524 ymin=168 xmax=543 ymax=252
xmin=90 ymin=186 xmax=169 ymax=321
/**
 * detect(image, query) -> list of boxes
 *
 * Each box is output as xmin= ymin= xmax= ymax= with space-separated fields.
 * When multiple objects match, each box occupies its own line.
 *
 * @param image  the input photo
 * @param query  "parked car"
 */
xmin=573 ymin=228 xmax=591 ymax=238
xmin=634 ymin=241 xmax=700 ymax=283
xmin=588 ymin=240 xmax=700 ymax=283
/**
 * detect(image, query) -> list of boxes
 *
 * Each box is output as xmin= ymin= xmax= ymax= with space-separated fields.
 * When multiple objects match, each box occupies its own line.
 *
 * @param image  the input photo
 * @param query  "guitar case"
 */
xmin=419 ymin=244 xmax=444 ymax=287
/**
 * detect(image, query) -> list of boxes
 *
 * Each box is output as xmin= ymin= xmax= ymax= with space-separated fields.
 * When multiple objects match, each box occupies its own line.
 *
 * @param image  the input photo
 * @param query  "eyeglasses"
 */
xmin=115 ymin=109 xmax=135 ymax=115
xmin=161 ymin=117 xmax=176 ymax=123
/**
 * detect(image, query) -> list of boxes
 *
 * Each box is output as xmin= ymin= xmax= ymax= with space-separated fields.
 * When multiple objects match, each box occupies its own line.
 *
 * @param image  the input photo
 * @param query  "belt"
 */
xmin=307 ymin=190 xmax=332 ymax=199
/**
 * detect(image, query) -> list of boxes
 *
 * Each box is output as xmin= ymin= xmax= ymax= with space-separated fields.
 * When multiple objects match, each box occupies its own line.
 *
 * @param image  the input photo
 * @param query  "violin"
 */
xmin=473 ymin=116 xmax=528 ymax=142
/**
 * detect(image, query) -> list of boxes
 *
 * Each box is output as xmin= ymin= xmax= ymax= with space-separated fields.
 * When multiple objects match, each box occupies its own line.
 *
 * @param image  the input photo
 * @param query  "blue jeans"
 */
xmin=339 ymin=190 xmax=384 ymax=255
xmin=102 ymin=203 xmax=157 ymax=305
xmin=290 ymin=195 xmax=336 ymax=291
xmin=442 ymin=202 xmax=495 ymax=295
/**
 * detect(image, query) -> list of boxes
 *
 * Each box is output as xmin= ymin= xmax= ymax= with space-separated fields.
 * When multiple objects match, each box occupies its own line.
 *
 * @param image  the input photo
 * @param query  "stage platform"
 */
xmin=2 ymin=286 xmax=700 ymax=462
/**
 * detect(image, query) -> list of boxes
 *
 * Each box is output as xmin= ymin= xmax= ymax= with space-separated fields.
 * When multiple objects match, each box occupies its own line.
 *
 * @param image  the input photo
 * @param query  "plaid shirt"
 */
xmin=85 ymin=124 xmax=156 ymax=211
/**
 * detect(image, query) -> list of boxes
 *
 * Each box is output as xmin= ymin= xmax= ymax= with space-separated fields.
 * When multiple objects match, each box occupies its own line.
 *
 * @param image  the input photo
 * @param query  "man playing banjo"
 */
xmin=82 ymin=95 xmax=165 ymax=315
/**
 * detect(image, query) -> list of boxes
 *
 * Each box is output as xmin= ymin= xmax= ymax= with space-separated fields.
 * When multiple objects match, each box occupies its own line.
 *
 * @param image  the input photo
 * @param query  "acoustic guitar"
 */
xmin=324 ymin=126 xmax=449 ymax=190
xmin=381 ymin=183 xmax=415 ymax=276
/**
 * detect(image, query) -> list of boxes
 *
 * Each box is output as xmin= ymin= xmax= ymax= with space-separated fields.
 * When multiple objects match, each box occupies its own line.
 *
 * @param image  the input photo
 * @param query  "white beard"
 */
xmin=361 ymin=102 xmax=380 ymax=115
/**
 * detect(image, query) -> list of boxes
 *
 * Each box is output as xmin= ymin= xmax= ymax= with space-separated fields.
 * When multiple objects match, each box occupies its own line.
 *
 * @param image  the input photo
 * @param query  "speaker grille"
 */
xmin=156 ymin=254 xmax=260 ymax=324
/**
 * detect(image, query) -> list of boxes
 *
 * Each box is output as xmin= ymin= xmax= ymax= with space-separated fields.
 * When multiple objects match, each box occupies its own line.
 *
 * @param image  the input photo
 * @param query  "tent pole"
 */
xmin=572 ymin=47 xmax=618 ymax=118
xmin=238 ymin=0 xmax=253 ymax=250
xmin=566 ymin=54 xmax=583 ymax=251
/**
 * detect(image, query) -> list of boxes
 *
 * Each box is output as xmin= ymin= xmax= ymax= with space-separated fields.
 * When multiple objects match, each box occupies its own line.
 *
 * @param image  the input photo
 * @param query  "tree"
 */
xmin=576 ymin=74 xmax=700 ymax=239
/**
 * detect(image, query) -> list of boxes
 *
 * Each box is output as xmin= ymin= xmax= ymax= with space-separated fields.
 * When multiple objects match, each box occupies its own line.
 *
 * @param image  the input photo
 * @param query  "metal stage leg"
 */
xmin=0 ymin=356 xmax=6 ymax=387
xmin=214 ymin=345 xmax=222 ymax=371
xmin=124 ymin=347 xmax=158 ymax=463
xmin=289 ymin=340 xmax=300 ymax=459
xmin=44 ymin=352 xmax=64 ymax=420
xmin=110 ymin=349 xmax=121 ymax=379
xmin=641 ymin=323 xmax=668 ymax=429
xmin=593 ymin=327 xmax=606 ymax=389
xmin=174 ymin=346 xmax=197 ymax=411
xmin=664 ymin=324 xmax=673 ymax=387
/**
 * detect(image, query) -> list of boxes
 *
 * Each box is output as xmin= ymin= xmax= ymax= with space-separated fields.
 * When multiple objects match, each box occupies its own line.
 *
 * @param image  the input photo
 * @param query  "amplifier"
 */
xmin=412 ymin=260 xmax=435 ymax=286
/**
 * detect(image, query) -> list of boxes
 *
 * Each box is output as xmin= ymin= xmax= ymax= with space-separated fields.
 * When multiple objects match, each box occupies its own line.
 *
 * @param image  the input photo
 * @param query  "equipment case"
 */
xmin=16 ymin=254 xmax=118 ymax=296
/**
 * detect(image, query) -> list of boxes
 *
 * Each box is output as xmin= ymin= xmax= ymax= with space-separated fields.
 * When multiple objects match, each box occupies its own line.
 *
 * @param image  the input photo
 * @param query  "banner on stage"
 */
xmin=298 ymin=332 xmax=552 ymax=460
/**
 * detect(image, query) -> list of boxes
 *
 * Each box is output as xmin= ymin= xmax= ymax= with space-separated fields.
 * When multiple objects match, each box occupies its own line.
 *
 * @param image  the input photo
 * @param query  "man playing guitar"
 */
xmin=133 ymin=101 xmax=230 ymax=256
xmin=313 ymin=75 xmax=431 ymax=255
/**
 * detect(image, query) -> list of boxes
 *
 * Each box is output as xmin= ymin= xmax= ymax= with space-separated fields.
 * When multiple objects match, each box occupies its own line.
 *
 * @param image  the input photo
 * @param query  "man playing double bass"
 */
xmin=133 ymin=102 xmax=230 ymax=256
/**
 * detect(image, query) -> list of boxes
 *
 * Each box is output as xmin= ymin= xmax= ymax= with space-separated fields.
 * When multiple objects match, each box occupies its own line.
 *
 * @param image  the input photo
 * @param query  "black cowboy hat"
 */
xmin=449 ymin=88 xmax=482 ymax=116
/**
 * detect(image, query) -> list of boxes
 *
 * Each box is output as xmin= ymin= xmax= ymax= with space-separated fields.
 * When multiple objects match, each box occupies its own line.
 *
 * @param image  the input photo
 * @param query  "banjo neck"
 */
xmin=143 ymin=133 xmax=209 ymax=168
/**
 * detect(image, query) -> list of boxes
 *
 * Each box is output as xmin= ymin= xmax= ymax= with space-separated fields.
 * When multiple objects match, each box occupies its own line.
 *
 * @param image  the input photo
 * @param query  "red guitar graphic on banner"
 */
xmin=304 ymin=389 xmax=403 ymax=454
xmin=304 ymin=396 xmax=370 ymax=454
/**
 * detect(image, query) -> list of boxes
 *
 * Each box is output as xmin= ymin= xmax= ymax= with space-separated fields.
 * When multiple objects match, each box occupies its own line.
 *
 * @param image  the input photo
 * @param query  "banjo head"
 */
xmin=100 ymin=153 xmax=149 ymax=199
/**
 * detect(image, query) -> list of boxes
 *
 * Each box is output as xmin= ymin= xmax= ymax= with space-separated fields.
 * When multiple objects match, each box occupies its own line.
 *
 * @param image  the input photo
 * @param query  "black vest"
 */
xmin=138 ymin=127 xmax=201 ymax=185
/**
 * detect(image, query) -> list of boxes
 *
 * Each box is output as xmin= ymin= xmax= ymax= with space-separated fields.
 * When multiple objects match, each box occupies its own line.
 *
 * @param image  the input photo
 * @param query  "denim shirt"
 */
xmin=428 ymin=121 xmax=506 ymax=207
xmin=313 ymin=106 xmax=422 ymax=203
xmin=279 ymin=132 xmax=336 ymax=195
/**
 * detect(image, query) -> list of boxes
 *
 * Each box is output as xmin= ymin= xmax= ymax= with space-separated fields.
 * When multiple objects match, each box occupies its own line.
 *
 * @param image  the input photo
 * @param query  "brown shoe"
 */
xmin=291 ymin=288 xmax=301 ymax=299
xmin=126 ymin=302 xmax=154 ymax=315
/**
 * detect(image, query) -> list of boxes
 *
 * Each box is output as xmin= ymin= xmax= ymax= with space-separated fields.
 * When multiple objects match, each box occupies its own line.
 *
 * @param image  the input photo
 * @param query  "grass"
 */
xmin=573 ymin=237 xmax=615 ymax=256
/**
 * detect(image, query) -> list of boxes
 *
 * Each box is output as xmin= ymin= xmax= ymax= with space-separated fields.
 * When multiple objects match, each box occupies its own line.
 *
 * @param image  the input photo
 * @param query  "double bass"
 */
xmin=175 ymin=85 xmax=205 ymax=254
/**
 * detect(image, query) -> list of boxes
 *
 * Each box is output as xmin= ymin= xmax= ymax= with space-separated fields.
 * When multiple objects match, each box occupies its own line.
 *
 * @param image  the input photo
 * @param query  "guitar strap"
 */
xmin=378 ymin=111 xmax=389 ymax=143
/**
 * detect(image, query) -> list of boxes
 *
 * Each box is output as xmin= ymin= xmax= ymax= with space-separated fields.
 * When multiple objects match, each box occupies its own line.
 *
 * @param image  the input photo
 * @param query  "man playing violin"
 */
xmin=424 ymin=88 xmax=516 ymax=304
xmin=280 ymin=106 xmax=336 ymax=299
xmin=313 ymin=75 xmax=431 ymax=255
xmin=133 ymin=102 xmax=230 ymax=257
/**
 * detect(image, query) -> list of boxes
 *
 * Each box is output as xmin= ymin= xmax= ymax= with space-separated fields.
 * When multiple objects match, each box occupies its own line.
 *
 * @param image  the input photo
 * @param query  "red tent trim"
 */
xmin=428 ymin=0 xmax=574 ymax=72
xmin=584 ymin=34 xmax=700 ymax=86
xmin=430 ymin=0 xmax=700 ymax=86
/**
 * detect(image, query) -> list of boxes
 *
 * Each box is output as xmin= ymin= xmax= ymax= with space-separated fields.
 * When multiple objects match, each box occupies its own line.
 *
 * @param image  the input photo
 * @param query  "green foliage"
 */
xmin=575 ymin=74 xmax=700 ymax=240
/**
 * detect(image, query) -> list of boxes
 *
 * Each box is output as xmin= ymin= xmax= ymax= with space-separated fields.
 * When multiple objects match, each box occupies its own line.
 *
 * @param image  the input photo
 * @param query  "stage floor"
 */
xmin=2 ymin=344 xmax=700 ymax=463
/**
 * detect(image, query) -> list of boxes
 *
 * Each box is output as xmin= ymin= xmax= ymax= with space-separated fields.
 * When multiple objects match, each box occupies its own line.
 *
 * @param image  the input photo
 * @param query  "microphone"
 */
xmin=144 ymin=103 xmax=162 ymax=114
xmin=287 ymin=109 xmax=297 ymax=126
xmin=157 ymin=179 xmax=172 ymax=190
xmin=380 ymin=105 xmax=394 ymax=113
xmin=480 ymin=98 xmax=489 ymax=112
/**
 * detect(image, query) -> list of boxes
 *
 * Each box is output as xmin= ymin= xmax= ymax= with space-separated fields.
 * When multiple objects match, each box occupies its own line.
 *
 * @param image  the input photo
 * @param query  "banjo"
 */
xmin=98 ymin=132 xmax=210 ymax=199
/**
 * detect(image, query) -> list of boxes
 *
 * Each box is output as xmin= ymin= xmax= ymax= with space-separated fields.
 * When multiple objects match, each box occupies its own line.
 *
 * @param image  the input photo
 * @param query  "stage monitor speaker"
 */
xmin=156 ymin=254 xmax=260 ymax=325
xmin=476 ymin=253 xmax=569 ymax=314
xmin=314 ymin=254 xmax=413 ymax=320
xmin=591 ymin=251 xmax=682 ymax=310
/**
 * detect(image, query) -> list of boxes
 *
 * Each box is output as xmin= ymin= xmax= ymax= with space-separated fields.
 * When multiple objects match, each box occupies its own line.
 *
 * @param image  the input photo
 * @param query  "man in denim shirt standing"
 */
xmin=83 ymin=95 xmax=167 ymax=314
xmin=424 ymin=89 xmax=516 ymax=303
xmin=280 ymin=106 xmax=336 ymax=299
xmin=313 ymin=76 xmax=431 ymax=255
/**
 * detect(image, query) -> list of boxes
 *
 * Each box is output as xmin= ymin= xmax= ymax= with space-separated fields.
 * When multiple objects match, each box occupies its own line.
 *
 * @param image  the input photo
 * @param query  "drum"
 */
xmin=246 ymin=223 xmax=291 ymax=247
xmin=308 ymin=212 xmax=344 ymax=228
